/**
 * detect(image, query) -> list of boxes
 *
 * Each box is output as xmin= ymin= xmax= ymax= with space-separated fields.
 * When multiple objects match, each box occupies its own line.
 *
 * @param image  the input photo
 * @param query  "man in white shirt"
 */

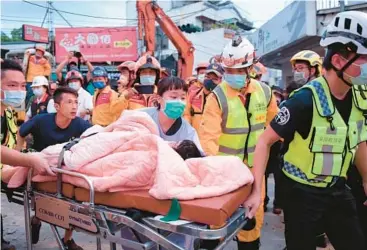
xmin=65 ymin=70 xmax=93 ymax=120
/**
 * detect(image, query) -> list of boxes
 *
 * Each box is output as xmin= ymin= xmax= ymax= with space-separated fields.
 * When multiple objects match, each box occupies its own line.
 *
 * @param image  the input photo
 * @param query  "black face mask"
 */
xmin=203 ymin=79 xmax=217 ymax=91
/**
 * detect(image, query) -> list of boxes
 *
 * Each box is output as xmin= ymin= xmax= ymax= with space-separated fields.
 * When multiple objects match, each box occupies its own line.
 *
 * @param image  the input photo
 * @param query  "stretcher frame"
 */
xmin=22 ymin=166 xmax=250 ymax=250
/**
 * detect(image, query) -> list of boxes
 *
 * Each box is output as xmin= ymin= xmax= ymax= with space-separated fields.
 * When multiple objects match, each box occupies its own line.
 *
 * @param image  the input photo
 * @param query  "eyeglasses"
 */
xmin=293 ymin=66 xmax=309 ymax=72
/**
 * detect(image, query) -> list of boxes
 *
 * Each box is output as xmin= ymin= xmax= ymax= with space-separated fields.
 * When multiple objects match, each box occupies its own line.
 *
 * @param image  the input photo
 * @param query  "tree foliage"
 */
xmin=1 ymin=28 xmax=23 ymax=42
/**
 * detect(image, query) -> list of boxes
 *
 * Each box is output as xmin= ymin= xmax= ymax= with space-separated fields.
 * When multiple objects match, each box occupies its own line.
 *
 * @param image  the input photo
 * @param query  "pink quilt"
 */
xmin=2 ymin=111 xmax=253 ymax=200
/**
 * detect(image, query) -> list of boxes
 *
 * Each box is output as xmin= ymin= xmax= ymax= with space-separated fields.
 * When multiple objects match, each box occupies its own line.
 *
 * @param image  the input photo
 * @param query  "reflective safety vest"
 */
xmin=213 ymin=80 xmax=271 ymax=166
xmin=283 ymin=77 xmax=367 ymax=188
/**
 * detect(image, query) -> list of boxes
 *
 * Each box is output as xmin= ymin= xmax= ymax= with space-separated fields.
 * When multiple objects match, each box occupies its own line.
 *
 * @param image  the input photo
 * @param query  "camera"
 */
xmin=74 ymin=51 xmax=82 ymax=58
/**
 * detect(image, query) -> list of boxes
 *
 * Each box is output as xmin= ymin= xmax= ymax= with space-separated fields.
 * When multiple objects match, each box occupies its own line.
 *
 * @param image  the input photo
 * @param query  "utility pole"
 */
xmin=47 ymin=1 xmax=55 ymax=60
xmin=339 ymin=0 xmax=345 ymax=12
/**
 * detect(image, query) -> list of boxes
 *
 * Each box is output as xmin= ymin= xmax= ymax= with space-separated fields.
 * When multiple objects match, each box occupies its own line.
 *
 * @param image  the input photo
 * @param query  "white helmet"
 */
xmin=31 ymin=76 xmax=49 ymax=88
xmin=221 ymin=35 xmax=256 ymax=69
xmin=320 ymin=11 xmax=367 ymax=54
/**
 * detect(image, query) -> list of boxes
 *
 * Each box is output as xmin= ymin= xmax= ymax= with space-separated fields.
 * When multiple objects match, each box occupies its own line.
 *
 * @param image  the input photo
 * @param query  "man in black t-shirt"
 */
xmin=245 ymin=11 xmax=367 ymax=250
xmin=17 ymin=87 xmax=90 ymax=250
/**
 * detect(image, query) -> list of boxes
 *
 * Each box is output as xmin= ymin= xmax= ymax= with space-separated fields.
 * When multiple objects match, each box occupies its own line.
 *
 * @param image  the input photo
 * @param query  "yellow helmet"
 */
xmin=290 ymin=50 xmax=322 ymax=77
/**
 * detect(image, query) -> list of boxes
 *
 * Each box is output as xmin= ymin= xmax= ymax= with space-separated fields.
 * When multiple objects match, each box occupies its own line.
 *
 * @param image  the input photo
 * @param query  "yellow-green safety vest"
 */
xmin=213 ymin=80 xmax=271 ymax=166
xmin=283 ymin=77 xmax=367 ymax=188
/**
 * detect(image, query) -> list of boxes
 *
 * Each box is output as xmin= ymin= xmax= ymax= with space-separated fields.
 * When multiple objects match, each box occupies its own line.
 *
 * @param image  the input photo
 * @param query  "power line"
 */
xmin=22 ymin=0 xmax=209 ymax=22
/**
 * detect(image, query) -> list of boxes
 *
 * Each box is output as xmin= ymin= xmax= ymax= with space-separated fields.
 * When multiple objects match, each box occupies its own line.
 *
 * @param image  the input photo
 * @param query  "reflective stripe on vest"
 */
xmin=214 ymin=81 xmax=268 ymax=166
xmin=259 ymin=81 xmax=271 ymax=107
xmin=283 ymin=77 xmax=367 ymax=187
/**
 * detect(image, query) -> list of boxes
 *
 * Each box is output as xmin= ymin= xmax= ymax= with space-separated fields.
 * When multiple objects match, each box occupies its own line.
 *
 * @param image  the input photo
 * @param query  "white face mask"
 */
xmin=293 ymin=71 xmax=308 ymax=86
xmin=140 ymin=75 xmax=156 ymax=85
xmin=69 ymin=81 xmax=81 ymax=91
xmin=344 ymin=62 xmax=367 ymax=86
xmin=33 ymin=88 xmax=44 ymax=97
xmin=197 ymin=74 xmax=205 ymax=83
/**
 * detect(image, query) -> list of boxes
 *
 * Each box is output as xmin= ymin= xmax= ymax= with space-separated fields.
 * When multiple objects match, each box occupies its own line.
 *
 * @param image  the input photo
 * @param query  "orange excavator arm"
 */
xmin=137 ymin=0 xmax=195 ymax=79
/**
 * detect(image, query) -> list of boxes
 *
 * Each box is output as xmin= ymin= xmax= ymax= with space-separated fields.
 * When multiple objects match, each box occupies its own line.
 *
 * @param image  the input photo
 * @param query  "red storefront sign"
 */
xmin=22 ymin=24 xmax=49 ymax=43
xmin=55 ymin=27 xmax=138 ymax=63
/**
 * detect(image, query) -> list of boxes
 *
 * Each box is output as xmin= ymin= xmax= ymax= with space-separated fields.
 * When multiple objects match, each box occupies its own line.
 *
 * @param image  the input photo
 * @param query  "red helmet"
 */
xmin=135 ymin=55 xmax=160 ymax=74
xmin=195 ymin=62 xmax=209 ymax=71
xmin=65 ymin=70 xmax=83 ymax=84
xmin=117 ymin=61 xmax=136 ymax=72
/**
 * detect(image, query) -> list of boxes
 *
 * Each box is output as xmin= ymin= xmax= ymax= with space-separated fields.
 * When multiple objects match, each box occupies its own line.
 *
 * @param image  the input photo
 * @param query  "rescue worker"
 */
xmin=56 ymin=51 xmax=94 ymax=88
xmin=124 ymin=55 xmax=161 ymax=109
xmin=291 ymin=49 xmax=329 ymax=248
xmin=290 ymin=50 xmax=322 ymax=87
xmin=160 ymin=67 xmax=170 ymax=79
xmin=25 ymin=46 xmax=51 ymax=105
xmin=25 ymin=76 xmax=56 ymax=122
xmin=189 ymin=62 xmax=209 ymax=92
xmin=198 ymin=36 xmax=278 ymax=249
xmin=17 ymin=87 xmax=91 ymax=250
xmin=184 ymin=62 xmax=224 ymax=131
xmin=117 ymin=60 xmax=136 ymax=87
xmin=91 ymin=66 xmax=128 ymax=126
xmin=1 ymin=59 xmax=27 ymax=250
xmin=245 ymin=11 xmax=367 ymax=250
xmin=65 ymin=70 xmax=93 ymax=121
xmin=249 ymin=62 xmax=267 ymax=82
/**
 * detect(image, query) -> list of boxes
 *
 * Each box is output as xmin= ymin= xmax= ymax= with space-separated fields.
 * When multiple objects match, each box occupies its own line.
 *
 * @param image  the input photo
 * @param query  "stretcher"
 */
xmin=4 ymin=145 xmax=253 ymax=250
xmin=22 ymin=167 xmax=252 ymax=250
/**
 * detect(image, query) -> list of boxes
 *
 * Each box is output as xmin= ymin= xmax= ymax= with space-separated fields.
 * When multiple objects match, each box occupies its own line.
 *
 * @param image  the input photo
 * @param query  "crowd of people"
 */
xmin=1 ymin=10 xmax=367 ymax=250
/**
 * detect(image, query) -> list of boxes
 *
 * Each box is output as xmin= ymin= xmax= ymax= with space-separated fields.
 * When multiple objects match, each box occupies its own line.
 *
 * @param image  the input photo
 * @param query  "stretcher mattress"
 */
xmin=74 ymin=185 xmax=251 ymax=226
xmin=33 ymin=182 xmax=74 ymax=198
xmin=33 ymin=182 xmax=251 ymax=226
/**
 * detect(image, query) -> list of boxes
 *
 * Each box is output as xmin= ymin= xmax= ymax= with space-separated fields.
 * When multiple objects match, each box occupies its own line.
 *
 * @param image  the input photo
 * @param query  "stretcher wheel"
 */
xmin=242 ymin=217 xmax=256 ymax=231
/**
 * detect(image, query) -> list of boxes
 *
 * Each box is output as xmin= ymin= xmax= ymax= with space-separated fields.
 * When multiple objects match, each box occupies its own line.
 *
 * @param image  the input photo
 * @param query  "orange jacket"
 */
xmin=92 ymin=86 xmax=128 ymax=126
xmin=184 ymin=87 xmax=208 ymax=131
xmin=127 ymin=86 xmax=159 ymax=110
xmin=198 ymin=79 xmax=279 ymax=157
xmin=26 ymin=55 xmax=51 ymax=82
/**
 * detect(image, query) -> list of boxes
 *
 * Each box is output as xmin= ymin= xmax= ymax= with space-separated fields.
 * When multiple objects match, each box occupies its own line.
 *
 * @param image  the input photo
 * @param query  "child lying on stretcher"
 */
xmin=170 ymin=140 xmax=204 ymax=160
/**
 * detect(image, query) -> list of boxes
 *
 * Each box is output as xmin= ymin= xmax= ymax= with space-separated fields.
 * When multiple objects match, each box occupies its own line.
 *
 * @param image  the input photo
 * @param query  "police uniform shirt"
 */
xmin=270 ymin=83 xmax=353 ymax=154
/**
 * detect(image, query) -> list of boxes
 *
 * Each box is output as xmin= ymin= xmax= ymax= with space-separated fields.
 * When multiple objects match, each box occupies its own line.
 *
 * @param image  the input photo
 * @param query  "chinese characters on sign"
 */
xmin=22 ymin=25 xmax=49 ymax=43
xmin=55 ymin=27 xmax=138 ymax=63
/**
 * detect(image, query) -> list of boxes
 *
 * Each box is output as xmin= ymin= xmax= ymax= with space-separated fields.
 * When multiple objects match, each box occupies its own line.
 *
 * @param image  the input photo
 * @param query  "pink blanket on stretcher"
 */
xmin=2 ymin=111 xmax=254 ymax=200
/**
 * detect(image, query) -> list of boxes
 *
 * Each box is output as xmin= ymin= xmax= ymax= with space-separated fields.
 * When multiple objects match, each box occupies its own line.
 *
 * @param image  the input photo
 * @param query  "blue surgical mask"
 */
xmin=163 ymin=99 xmax=186 ymax=120
xmin=349 ymin=63 xmax=367 ymax=86
xmin=140 ymin=75 xmax=156 ymax=85
xmin=33 ymin=88 xmax=44 ymax=97
xmin=93 ymin=81 xmax=105 ymax=89
xmin=1 ymin=90 xmax=26 ymax=107
xmin=68 ymin=82 xmax=81 ymax=91
xmin=224 ymin=73 xmax=248 ymax=89
xmin=203 ymin=79 xmax=217 ymax=91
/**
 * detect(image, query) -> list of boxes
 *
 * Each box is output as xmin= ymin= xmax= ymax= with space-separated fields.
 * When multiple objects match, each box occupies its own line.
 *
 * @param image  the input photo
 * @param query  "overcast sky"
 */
xmin=1 ymin=0 xmax=289 ymax=35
